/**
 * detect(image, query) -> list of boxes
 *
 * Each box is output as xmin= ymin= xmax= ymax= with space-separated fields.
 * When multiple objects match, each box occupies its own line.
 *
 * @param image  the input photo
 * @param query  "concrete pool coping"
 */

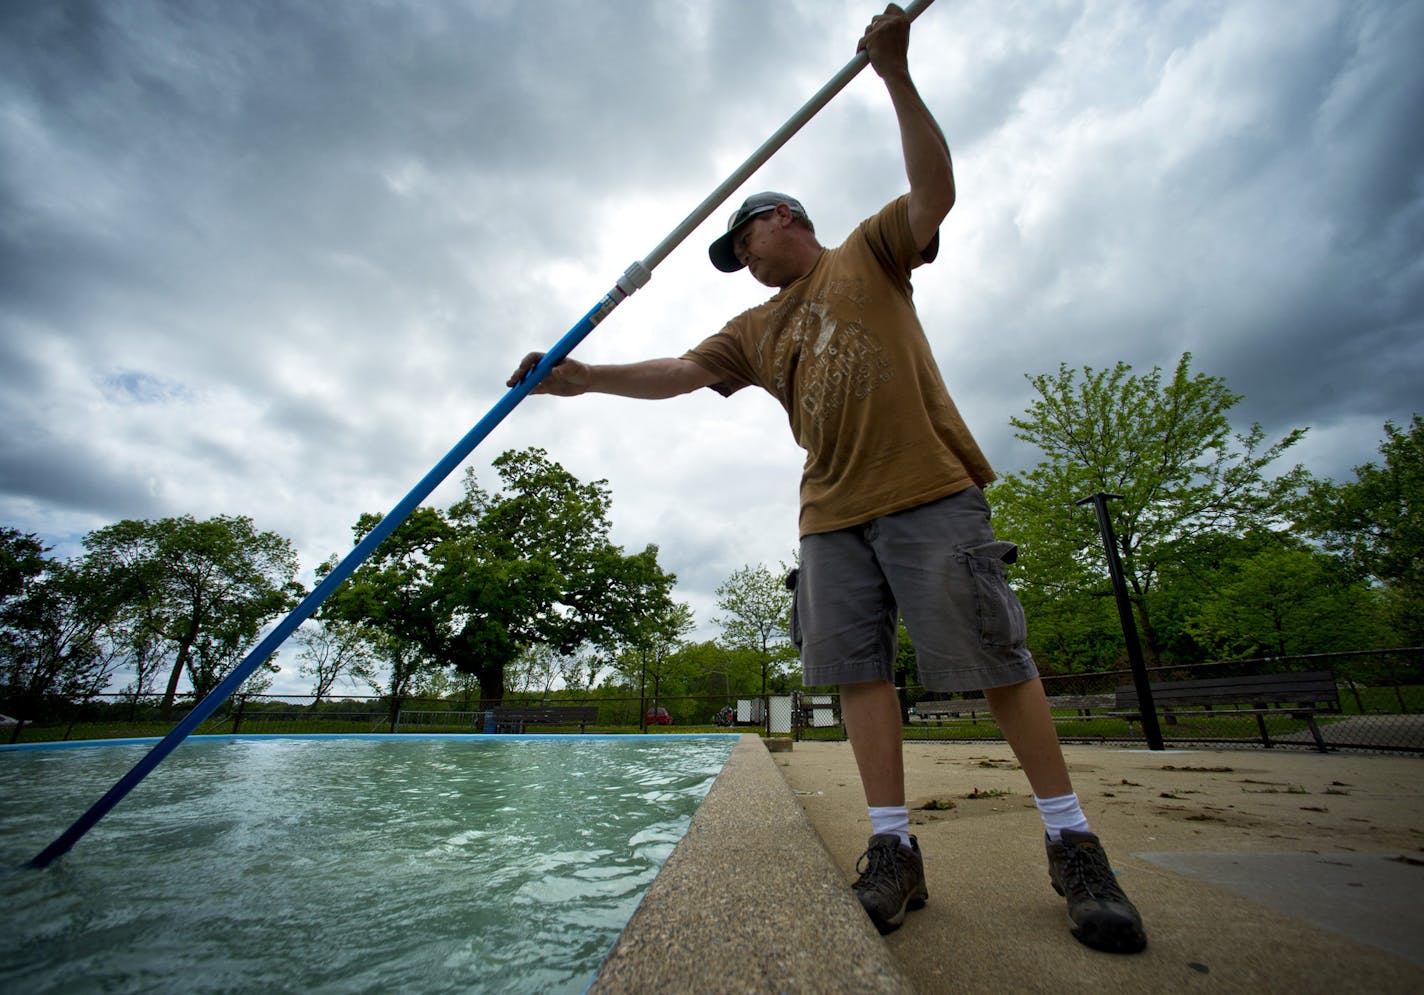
xmin=589 ymin=733 xmax=914 ymax=993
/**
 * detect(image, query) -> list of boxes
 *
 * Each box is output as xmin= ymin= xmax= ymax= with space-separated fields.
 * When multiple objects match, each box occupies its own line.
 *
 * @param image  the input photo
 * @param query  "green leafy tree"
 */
xmin=506 ymin=643 xmax=601 ymax=700
xmin=714 ymin=562 xmax=796 ymax=694
xmin=294 ymin=617 xmax=375 ymax=707
xmin=1 ymin=527 xmax=48 ymax=605
xmin=324 ymin=448 xmax=678 ymax=705
xmin=1161 ymin=538 xmax=1384 ymax=659
xmin=617 ymin=600 xmax=694 ymax=722
xmin=316 ymin=508 xmax=451 ymax=699
xmin=0 ymin=531 xmax=122 ymax=705
xmin=1302 ymin=415 xmax=1424 ymax=643
xmin=1 ymin=528 xmax=63 ymax=693
xmin=661 ymin=640 xmax=764 ymax=700
xmin=82 ymin=515 xmax=300 ymax=718
xmin=423 ymin=668 xmax=484 ymax=708
xmin=992 ymin=353 xmax=1309 ymax=666
xmin=348 ymin=628 xmax=439 ymax=729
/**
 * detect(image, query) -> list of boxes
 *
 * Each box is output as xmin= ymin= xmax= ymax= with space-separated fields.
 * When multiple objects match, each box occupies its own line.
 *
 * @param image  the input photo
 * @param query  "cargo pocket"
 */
xmin=964 ymin=541 xmax=1027 ymax=649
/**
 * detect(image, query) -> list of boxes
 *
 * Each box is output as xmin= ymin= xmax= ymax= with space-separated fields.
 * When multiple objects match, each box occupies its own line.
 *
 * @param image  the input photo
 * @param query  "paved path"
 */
xmin=777 ymin=741 xmax=1424 ymax=993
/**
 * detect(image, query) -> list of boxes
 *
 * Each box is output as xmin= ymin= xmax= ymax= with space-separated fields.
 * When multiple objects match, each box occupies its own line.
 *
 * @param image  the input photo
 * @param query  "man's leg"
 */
xmin=982 ymin=676 xmax=1071 ymax=798
xmin=986 ymin=676 xmax=1147 ymax=953
xmin=840 ymin=679 xmax=905 ymax=806
xmin=795 ymin=526 xmax=926 ymax=934
xmin=840 ymin=678 xmax=927 ymax=934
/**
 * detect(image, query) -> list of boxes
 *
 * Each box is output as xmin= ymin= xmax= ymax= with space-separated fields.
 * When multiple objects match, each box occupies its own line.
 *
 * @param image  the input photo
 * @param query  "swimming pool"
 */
xmin=0 ymin=734 xmax=736 ymax=994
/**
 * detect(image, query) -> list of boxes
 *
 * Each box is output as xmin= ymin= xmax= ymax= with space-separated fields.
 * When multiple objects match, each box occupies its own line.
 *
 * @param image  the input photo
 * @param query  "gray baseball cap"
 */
xmin=708 ymin=192 xmax=810 ymax=273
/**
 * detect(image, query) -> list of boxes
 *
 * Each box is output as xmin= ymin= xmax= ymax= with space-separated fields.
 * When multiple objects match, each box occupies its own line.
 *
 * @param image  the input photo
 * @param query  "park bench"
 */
xmin=913 ymin=698 xmax=993 ymax=722
xmin=491 ymin=706 xmax=599 ymax=733
xmin=1113 ymin=670 xmax=1340 ymax=752
xmin=1045 ymin=693 xmax=1116 ymax=716
xmin=913 ymin=693 xmax=1115 ymax=723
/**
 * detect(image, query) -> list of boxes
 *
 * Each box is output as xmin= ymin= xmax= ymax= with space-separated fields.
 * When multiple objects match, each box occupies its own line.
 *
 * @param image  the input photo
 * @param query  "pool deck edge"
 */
xmin=589 ymin=734 xmax=912 ymax=994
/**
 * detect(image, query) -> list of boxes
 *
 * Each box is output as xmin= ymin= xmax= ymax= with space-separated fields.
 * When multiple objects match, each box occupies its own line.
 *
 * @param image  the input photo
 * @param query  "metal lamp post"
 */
xmin=1076 ymin=493 xmax=1165 ymax=750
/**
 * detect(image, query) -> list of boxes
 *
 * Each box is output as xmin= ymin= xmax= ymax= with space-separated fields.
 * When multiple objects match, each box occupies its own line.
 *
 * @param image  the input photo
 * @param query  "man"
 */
xmin=509 ymin=4 xmax=1147 ymax=954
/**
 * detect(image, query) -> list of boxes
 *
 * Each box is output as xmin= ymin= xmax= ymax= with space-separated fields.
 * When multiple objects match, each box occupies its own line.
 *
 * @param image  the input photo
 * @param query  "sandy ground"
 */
xmin=775 ymin=741 xmax=1424 ymax=993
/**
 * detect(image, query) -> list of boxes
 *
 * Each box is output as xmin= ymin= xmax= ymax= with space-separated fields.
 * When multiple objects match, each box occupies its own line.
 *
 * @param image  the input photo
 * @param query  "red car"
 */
xmin=645 ymin=707 xmax=672 ymax=726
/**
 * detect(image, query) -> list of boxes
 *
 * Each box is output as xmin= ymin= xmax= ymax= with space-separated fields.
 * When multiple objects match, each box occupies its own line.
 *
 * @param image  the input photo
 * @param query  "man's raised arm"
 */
xmin=860 ymin=4 xmax=955 ymax=252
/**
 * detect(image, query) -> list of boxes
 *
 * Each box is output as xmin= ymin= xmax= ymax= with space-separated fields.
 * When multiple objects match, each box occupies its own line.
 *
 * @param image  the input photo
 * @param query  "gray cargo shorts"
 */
xmin=789 ymin=486 xmax=1038 ymax=692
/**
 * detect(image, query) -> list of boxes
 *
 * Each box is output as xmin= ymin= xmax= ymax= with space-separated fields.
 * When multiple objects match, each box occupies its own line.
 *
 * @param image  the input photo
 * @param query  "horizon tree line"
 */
xmin=4 ymin=356 xmax=1420 ymax=722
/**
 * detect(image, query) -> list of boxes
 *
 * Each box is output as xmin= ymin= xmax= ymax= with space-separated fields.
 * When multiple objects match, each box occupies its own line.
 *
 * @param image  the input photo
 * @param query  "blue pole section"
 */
xmin=26 ymin=268 xmax=647 ymax=870
xmin=27 ymin=0 xmax=939 ymax=869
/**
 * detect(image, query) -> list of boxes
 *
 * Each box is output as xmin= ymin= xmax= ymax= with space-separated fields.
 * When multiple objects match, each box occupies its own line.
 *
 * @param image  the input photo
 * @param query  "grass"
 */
xmin=9 ymin=681 xmax=1419 ymax=747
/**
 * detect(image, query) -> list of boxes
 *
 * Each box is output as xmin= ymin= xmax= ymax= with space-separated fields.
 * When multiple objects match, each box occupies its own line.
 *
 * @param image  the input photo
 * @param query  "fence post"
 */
xmin=231 ymin=695 xmax=246 ymax=735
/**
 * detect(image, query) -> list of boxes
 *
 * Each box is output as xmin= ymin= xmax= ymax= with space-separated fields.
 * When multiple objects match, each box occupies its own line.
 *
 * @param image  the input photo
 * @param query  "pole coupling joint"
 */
xmin=616 ymin=261 xmax=652 ymax=297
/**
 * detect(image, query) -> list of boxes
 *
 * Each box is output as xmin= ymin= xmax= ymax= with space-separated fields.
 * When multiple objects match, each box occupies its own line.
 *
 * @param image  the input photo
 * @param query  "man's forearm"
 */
xmin=885 ymin=68 xmax=956 ymax=234
xmin=862 ymin=6 xmax=955 ymax=244
xmin=887 ymin=70 xmax=953 ymax=203
xmin=578 ymin=357 xmax=718 ymax=399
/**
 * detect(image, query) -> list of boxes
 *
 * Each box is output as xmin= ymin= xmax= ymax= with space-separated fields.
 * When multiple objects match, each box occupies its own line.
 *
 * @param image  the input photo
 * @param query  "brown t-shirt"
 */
xmin=682 ymin=195 xmax=995 ymax=536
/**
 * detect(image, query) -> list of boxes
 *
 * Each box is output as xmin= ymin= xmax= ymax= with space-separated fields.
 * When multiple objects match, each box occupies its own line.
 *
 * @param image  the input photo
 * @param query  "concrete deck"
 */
xmin=592 ymin=735 xmax=1424 ymax=993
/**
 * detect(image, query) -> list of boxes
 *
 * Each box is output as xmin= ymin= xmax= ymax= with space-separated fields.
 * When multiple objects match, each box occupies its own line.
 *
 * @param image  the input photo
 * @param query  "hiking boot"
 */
xmin=852 ymin=833 xmax=928 ymax=935
xmin=1046 ymin=829 xmax=1148 ymax=953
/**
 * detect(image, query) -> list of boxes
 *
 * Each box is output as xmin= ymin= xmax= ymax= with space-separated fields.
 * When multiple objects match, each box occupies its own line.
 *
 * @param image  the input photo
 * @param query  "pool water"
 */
xmin=0 ymin=735 xmax=735 ymax=994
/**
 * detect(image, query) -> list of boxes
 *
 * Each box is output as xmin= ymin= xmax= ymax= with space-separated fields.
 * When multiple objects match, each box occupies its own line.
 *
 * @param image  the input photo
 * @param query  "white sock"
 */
xmin=1034 ymin=792 xmax=1090 ymax=841
xmin=868 ymin=805 xmax=911 ymax=847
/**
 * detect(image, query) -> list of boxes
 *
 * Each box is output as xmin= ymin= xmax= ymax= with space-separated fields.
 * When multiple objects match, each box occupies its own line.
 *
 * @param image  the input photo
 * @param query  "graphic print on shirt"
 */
xmin=764 ymin=279 xmax=894 ymax=426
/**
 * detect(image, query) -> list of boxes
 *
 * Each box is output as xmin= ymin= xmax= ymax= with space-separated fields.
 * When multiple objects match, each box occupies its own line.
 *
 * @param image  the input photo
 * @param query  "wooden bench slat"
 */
xmin=491 ymin=706 xmax=599 ymax=732
xmin=913 ymin=693 xmax=1115 ymax=723
xmin=1114 ymin=671 xmax=1340 ymax=707
xmin=1112 ymin=671 xmax=1338 ymax=752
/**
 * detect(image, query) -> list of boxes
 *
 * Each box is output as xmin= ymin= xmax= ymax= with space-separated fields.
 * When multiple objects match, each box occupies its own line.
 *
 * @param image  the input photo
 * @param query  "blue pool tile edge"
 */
xmin=0 ymin=732 xmax=744 ymax=752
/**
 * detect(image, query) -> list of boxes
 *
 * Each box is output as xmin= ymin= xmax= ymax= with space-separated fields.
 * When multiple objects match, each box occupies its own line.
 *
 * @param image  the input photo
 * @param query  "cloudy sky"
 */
xmin=3 ymin=0 xmax=1421 ymax=692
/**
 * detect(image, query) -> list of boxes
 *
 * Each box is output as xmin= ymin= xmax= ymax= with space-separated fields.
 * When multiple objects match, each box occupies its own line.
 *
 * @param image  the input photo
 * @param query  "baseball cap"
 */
xmin=708 ymin=192 xmax=810 ymax=273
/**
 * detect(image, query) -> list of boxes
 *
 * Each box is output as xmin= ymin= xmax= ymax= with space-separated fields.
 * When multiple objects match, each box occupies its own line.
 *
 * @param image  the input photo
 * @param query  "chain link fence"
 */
xmin=5 ymin=648 xmax=1420 ymax=754
xmin=1 ymin=689 xmax=784 ymax=743
xmin=891 ymin=648 xmax=1424 ymax=754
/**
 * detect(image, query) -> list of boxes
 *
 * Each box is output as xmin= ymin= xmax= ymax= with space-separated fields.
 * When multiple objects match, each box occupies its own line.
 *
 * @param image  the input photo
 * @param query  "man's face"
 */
xmin=734 ymin=210 xmax=789 ymax=287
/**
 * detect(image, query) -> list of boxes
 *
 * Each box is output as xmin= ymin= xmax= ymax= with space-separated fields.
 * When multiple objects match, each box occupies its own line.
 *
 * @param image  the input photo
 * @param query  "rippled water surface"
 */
xmin=0 ymin=735 xmax=735 ymax=994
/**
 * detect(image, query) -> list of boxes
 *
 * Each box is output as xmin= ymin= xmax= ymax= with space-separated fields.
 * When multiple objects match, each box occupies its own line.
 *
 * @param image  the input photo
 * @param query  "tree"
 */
xmin=1152 ymin=535 xmax=1385 ymax=660
xmin=109 ymin=610 xmax=168 ymax=716
xmin=294 ymin=617 xmax=375 ymax=707
xmin=660 ymin=639 xmax=765 ymax=699
xmin=82 ymin=515 xmax=300 ymax=718
xmin=992 ymin=353 xmax=1309 ymax=666
xmin=1 ymin=527 xmax=48 ymax=605
xmin=324 ymin=448 xmax=678 ymax=704
xmin=1 ymin=528 xmax=60 ymax=693
xmin=1302 ymin=415 xmax=1424 ymax=643
xmin=553 ymin=646 xmax=605 ymax=692
xmin=715 ymin=562 xmax=796 ymax=694
xmin=0 ymin=533 xmax=123 ymax=707
xmin=626 ymin=601 xmax=695 ymax=723
xmin=507 ymin=643 xmax=559 ymax=698
xmin=348 ymin=628 xmax=438 ymax=730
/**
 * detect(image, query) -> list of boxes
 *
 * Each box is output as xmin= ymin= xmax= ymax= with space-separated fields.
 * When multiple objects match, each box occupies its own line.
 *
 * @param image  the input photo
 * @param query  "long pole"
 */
xmin=27 ymin=0 xmax=939 ymax=869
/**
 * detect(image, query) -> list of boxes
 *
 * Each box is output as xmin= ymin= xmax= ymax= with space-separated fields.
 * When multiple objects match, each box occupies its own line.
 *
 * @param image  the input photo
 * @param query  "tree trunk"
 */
xmin=473 ymin=660 xmax=505 ymax=708
xmin=161 ymin=640 xmax=193 ymax=720
xmin=161 ymin=615 xmax=202 ymax=720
